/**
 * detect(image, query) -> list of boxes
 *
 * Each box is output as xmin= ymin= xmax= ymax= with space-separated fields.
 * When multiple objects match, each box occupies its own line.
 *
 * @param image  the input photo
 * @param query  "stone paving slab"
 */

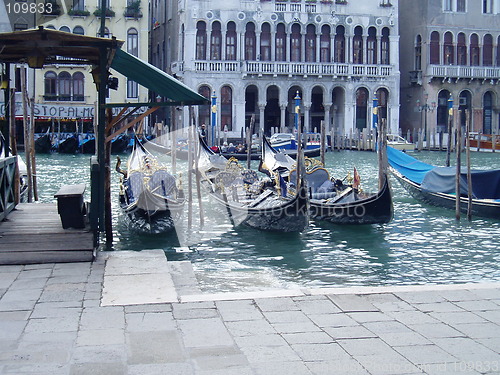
xmin=0 ymin=251 xmax=500 ymax=375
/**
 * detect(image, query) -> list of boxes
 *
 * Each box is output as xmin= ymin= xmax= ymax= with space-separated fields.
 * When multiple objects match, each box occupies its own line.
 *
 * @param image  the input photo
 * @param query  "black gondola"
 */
xmin=116 ymin=136 xmax=185 ymax=234
xmin=35 ymin=132 xmax=53 ymax=153
xmin=80 ymin=135 xmax=95 ymax=154
xmin=111 ymin=134 xmax=131 ymax=154
xmin=197 ymin=137 xmax=309 ymax=232
xmin=58 ymin=135 xmax=80 ymax=154
xmin=260 ymin=136 xmax=393 ymax=224
xmin=387 ymin=146 xmax=500 ymax=219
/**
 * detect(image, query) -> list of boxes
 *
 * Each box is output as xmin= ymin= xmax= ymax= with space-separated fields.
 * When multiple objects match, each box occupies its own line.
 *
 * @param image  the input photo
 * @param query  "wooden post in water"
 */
xmin=21 ymin=67 xmax=33 ymax=203
xmin=187 ymin=107 xmax=194 ymax=229
xmin=378 ymin=119 xmax=388 ymax=190
xmin=171 ymin=107 xmax=177 ymax=175
xmin=9 ymin=88 xmax=20 ymax=204
xmin=320 ymin=120 xmax=326 ymax=165
xmin=192 ymin=109 xmax=204 ymax=227
xmin=455 ymin=111 xmax=461 ymax=221
xmin=104 ymin=108 xmax=113 ymax=245
xmin=246 ymin=114 xmax=255 ymax=169
xmin=29 ymin=98 xmax=38 ymax=201
xmin=465 ymin=110 xmax=473 ymax=221
xmin=446 ymin=109 xmax=453 ymax=166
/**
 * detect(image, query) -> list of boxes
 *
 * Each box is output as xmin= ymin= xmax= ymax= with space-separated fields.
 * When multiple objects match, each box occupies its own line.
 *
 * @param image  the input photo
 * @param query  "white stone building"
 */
xmin=155 ymin=0 xmax=401 ymax=139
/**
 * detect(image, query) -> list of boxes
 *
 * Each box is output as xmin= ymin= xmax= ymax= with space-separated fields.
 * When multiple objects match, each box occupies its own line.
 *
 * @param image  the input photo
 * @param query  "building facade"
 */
xmin=32 ymin=0 xmax=149 ymax=133
xmin=154 ymin=0 xmax=400 ymax=139
xmin=399 ymin=0 xmax=500 ymax=138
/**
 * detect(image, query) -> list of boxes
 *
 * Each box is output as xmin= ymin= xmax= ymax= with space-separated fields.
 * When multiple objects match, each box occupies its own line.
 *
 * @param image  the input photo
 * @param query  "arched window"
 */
xmin=275 ymin=23 xmax=286 ymax=61
xmin=226 ymin=22 xmax=237 ymax=60
xmin=470 ymin=33 xmax=480 ymax=66
xmin=483 ymin=34 xmax=493 ymax=66
xmin=59 ymin=26 xmax=71 ymax=33
xmin=430 ymin=31 xmax=440 ymax=64
xmin=483 ymin=91 xmax=493 ymax=134
xmin=44 ymin=71 xmax=57 ymax=100
xmin=198 ymin=85 xmax=211 ymax=127
xmin=367 ymin=27 xmax=377 ymax=65
xmin=196 ymin=21 xmax=207 ymax=60
xmin=355 ymin=88 xmax=369 ymax=129
xmin=221 ymin=86 xmax=232 ymax=131
xmin=320 ymin=25 xmax=331 ymax=63
xmin=334 ymin=26 xmax=345 ymax=63
xmin=260 ymin=23 xmax=271 ymax=61
xmin=290 ymin=23 xmax=301 ymax=62
xmin=58 ymin=72 xmax=71 ymax=101
xmin=457 ymin=33 xmax=467 ymax=65
xmin=73 ymin=26 xmax=84 ymax=35
xmin=497 ymin=36 xmax=500 ymax=66
xmin=72 ymin=72 xmax=84 ymax=101
xmin=380 ymin=27 xmax=391 ymax=65
xmin=352 ymin=26 xmax=363 ymax=64
xmin=305 ymin=24 xmax=316 ymax=62
xmin=127 ymin=28 xmax=138 ymax=57
xmin=415 ymin=35 xmax=422 ymax=70
xmin=381 ymin=28 xmax=390 ymax=65
xmin=245 ymin=23 xmax=256 ymax=60
xmin=443 ymin=32 xmax=454 ymax=65
xmin=210 ymin=21 xmax=222 ymax=60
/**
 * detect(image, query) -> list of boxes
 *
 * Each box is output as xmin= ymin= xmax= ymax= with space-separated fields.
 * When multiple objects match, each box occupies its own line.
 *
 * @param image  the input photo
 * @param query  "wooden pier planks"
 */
xmin=0 ymin=203 xmax=95 ymax=264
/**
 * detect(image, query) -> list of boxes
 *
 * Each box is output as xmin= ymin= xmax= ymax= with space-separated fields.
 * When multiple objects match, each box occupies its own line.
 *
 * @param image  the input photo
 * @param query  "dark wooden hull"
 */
xmin=35 ymin=134 xmax=53 ymax=153
xmin=205 ymin=183 xmax=309 ymax=232
xmin=58 ymin=136 xmax=79 ymax=154
xmin=310 ymin=175 xmax=393 ymax=224
xmin=80 ymin=138 xmax=95 ymax=154
xmin=119 ymin=192 xmax=184 ymax=234
xmin=391 ymin=169 xmax=500 ymax=219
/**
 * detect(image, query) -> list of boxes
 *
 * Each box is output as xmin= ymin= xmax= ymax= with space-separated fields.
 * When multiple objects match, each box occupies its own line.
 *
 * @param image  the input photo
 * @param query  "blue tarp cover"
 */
xmin=388 ymin=146 xmax=500 ymax=199
xmin=387 ymin=146 xmax=434 ymax=184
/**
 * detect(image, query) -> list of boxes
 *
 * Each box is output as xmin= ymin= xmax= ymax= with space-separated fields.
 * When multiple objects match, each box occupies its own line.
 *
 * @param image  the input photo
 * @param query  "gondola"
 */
xmin=80 ymin=135 xmax=95 ymax=154
xmin=260 ymin=136 xmax=393 ymax=224
xmin=387 ymin=146 xmax=500 ymax=219
xmin=111 ymin=134 xmax=131 ymax=154
xmin=197 ymin=137 xmax=309 ymax=232
xmin=57 ymin=135 xmax=79 ymax=154
xmin=34 ymin=132 xmax=53 ymax=153
xmin=145 ymin=137 xmax=319 ymax=160
xmin=116 ymin=135 xmax=185 ymax=234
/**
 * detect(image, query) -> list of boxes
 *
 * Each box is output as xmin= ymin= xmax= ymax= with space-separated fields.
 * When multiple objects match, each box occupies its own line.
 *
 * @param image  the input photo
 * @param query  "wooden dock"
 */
xmin=0 ymin=203 xmax=96 ymax=265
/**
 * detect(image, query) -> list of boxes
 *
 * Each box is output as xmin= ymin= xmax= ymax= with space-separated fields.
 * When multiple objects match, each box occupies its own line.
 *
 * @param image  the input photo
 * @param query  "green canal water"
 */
xmin=32 ymin=149 xmax=500 ymax=293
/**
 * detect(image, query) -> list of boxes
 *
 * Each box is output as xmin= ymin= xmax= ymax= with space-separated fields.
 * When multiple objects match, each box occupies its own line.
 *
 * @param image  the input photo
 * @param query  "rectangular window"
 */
xmin=456 ymin=0 xmax=466 ymax=12
xmin=127 ymin=79 xmax=138 ymax=98
xmin=444 ymin=0 xmax=452 ymax=11
xmin=483 ymin=0 xmax=492 ymax=13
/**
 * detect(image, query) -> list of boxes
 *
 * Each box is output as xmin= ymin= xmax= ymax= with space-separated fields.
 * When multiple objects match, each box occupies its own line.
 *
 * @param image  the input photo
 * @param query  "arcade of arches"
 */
xmin=197 ymin=84 xmax=390 ymax=136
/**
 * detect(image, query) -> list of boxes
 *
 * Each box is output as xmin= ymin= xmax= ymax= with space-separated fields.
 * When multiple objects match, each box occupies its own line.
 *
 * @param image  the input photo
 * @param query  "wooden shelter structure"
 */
xmin=0 ymin=27 xmax=207 ymax=244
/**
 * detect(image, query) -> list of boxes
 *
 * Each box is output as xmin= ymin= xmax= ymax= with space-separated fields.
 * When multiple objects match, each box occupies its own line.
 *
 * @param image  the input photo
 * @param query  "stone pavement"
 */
xmin=1 ymin=250 xmax=500 ymax=375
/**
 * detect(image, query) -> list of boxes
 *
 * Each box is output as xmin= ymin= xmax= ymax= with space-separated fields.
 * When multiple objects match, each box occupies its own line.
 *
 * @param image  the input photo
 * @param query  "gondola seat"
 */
xmin=148 ymin=170 xmax=176 ymax=197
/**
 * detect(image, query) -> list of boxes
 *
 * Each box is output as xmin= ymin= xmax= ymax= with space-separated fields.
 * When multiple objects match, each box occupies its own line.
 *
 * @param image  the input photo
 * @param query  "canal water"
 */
xmin=32 ymin=148 xmax=500 ymax=293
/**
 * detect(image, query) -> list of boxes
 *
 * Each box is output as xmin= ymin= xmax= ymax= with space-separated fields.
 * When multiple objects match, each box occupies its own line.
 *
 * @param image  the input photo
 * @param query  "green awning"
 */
xmin=110 ymin=48 xmax=208 ymax=106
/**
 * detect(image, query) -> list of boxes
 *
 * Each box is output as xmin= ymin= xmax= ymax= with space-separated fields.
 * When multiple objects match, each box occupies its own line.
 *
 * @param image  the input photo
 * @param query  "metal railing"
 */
xmin=0 ymin=156 xmax=17 ymax=221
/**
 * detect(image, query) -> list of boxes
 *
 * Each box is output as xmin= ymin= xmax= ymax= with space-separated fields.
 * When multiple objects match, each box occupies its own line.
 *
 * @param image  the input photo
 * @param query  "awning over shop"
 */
xmin=110 ymin=48 xmax=208 ymax=106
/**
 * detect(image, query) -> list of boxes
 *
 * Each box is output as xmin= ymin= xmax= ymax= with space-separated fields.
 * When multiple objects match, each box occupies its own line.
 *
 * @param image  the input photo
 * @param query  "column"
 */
xmin=258 ymin=102 xmax=266 ymax=135
xmin=304 ymin=103 xmax=311 ymax=133
xmin=280 ymin=103 xmax=287 ymax=133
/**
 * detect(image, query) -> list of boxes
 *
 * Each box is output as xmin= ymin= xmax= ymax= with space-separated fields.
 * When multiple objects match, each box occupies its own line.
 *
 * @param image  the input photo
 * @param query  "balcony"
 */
xmin=427 ymin=65 xmax=500 ymax=81
xmin=188 ymin=60 xmax=393 ymax=79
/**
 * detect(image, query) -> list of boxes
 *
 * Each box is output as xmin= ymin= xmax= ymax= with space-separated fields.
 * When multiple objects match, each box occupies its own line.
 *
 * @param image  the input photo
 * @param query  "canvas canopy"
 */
xmin=110 ymin=48 xmax=207 ymax=106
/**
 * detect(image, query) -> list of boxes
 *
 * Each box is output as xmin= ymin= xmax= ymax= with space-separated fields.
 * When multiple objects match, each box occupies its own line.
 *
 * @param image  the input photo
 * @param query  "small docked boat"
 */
xmin=197 ymin=137 xmax=309 ymax=232
xmin=261 ymin=136 xmax=393 ymax=224
xmin=468 ymin=132 xmax=500 ymax=152
xmin=270 ymin=132 xmax=321 ymax=151
xmin=80 ymin=134 xmax=95 ymax=154
xmin=387 ymin=134 xmax=415 ymax=151
xmin=116 ymin=136 xmax=185 ymax=234
xmin=387 ymin=146 xmax=500 ymax=219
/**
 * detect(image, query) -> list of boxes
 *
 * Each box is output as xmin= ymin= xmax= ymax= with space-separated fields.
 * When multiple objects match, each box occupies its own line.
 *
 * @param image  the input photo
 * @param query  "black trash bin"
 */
xmin=54 ymin=184 xmax=86 ymax=229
